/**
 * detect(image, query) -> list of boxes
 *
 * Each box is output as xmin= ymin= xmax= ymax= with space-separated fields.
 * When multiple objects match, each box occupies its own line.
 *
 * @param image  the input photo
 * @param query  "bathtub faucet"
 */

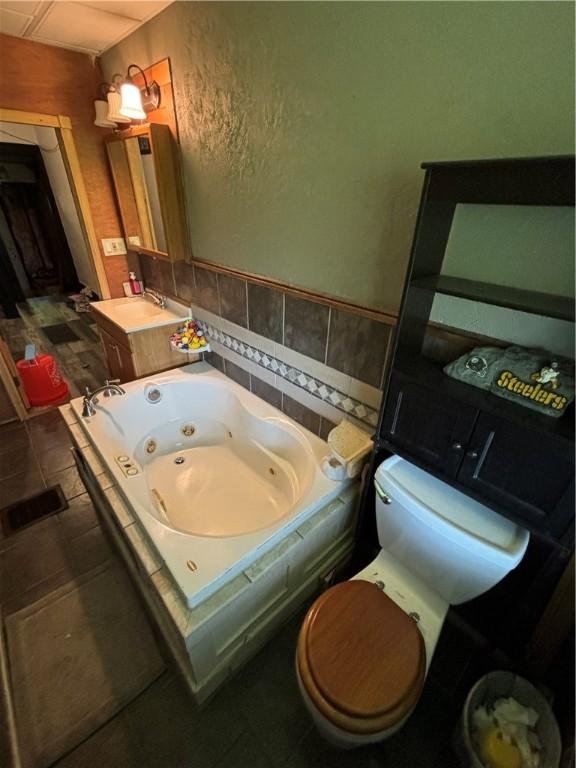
xmin=82 ymin=380 xmax=126 ymax=417
xmin=143 ymin=288 xmax=167 ymax=309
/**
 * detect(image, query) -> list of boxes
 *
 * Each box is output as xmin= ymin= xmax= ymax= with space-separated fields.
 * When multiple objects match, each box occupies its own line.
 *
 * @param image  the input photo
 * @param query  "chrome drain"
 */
xmin=145 ymin=386 xmax=162 ymax=403
xmin=174 ymin=456 xmax=185 ymax=465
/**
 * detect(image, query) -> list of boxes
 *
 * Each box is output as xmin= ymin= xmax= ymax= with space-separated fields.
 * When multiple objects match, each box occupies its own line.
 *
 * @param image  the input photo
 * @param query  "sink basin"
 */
xmin=112 ymin=300 xmax=165 ymax=320
xmin=91 ymin=296 xmax=190 ymax=333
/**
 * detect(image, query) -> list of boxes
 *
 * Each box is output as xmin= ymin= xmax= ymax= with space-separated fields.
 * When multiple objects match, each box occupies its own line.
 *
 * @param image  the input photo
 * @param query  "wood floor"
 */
xmin=0 ymin=296 xmax=105 ymax=403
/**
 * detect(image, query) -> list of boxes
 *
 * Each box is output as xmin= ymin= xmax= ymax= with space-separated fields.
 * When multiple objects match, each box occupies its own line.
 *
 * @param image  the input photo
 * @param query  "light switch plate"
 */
xmin=101 ymin=237 xmax=127 ymax=256
xmin=127 ymin=235 xmax=142 ymax=247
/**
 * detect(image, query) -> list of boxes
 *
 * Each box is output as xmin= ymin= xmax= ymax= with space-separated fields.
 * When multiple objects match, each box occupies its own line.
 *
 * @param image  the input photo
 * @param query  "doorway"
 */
xmin=0 ymin=141 xmax=104 ymax=412
xmin=0 ymin=108 xmax=109 ymax=421
xmin=0 ymin=142 xmax=81 ymax=315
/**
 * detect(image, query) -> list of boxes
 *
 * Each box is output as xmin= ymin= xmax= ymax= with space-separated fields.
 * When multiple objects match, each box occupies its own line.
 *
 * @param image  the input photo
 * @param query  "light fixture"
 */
xmin=93 ymin=82 xmax=125 ymax=127
xmin=107 ymin=81 xmax=131 ymax=124
xmin=93 ymin=99 xmax=116 ymax=128
xmin=120 ymin=81 xmax=146 ymax=120
xmin=119 ymin=64 xmax=161 ymax=121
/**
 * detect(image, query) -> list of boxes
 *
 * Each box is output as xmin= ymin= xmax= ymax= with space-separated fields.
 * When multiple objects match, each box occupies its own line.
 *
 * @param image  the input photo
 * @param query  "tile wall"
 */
xmin=139 ymin=254 xmax=395 ymax=436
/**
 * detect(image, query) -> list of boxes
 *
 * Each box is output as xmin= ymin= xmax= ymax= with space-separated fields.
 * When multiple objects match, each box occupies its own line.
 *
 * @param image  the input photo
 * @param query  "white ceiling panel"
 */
xmin=0 ymin=7 xmax=32 ymax=35
xmin=0 ymin=0 xmax=172 ymax=55
xmin=79 ymin=1 xmax=168 ymax=21
xmin=32 ymin=2 xmax=136 ymax=53
xmin=1 ymin=1 xmax=41 ymax=13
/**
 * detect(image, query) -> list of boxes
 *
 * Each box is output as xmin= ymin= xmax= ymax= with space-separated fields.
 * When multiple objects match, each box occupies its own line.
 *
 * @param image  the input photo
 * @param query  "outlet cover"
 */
xmin=127 ymin=235 xmax=142 ymax=247
xmin=101 ymin=237 xmax=127 ymax=256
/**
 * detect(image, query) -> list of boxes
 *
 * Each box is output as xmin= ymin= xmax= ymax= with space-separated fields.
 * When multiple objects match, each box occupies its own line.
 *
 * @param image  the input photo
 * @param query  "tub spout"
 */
xmin=82 ymin=380 xmax=126 ymax=418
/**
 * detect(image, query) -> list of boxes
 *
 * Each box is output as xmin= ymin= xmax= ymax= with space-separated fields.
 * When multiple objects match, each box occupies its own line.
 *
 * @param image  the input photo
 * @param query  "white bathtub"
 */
xmin=71 ymin=362 xmax=351 ymax=608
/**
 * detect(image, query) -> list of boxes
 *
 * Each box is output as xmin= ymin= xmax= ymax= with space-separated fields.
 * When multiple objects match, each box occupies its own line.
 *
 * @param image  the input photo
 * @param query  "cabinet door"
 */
xmin=457 ymin=413 xmax=574 ymax=536
xmin=130 ymin=322 xmax=187 ymax=377
xmin=100 ymin=329 xmax=136 ymax=384
xmin=381 ymin=374 xmax=478 ymax=478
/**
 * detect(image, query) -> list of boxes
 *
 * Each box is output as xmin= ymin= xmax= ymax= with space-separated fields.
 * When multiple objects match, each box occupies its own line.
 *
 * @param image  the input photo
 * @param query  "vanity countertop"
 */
xmin=91 ymin=296 xmax=190 ymax=334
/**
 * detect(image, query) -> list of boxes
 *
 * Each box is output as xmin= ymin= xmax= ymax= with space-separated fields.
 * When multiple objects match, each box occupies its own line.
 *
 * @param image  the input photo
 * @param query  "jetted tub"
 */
xmin=71 ymin=362 xmax=352 ymax=607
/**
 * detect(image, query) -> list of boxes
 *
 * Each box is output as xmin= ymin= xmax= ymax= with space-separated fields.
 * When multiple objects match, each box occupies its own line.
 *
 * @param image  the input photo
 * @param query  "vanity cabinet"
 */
xmin=99 ymin=326 xmax=136 ymax=383
xmin=105 ymin=123 xmax=189 ymax=262
xmin=93 ymin=310 xmax=188 ymax=383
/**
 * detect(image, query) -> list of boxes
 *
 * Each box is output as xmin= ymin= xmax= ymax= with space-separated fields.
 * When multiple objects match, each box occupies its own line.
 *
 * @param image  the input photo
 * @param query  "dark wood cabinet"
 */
xmin=375 ymin=156 xmax=574 ymax=546
xmin=382 ymin=373 xmax=477 ymax=478
xmin=457 ymin=413 xmax=574 ymax=537
xmin=382 ymin=375 xmax=574 ymax=539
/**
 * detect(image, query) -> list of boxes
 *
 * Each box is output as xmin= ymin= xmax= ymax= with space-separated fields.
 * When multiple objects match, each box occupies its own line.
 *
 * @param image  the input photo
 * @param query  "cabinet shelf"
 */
xmin=375 ymin=157 xmax=575 ymax=549
xmin=394 ymin=355 xmax=574 ymax=445
xmin=412 ymin=274 xmax=575 ymax=322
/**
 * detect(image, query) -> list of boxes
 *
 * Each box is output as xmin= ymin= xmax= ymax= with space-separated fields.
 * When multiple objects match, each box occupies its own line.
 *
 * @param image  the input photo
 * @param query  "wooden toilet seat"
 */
xmin=297 ymin=580 xmax=426 ymax=734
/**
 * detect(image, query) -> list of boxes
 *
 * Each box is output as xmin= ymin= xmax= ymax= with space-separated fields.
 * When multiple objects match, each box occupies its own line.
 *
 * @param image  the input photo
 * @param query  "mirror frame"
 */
xmin=105 ymin=123 xmax=190 ymax=262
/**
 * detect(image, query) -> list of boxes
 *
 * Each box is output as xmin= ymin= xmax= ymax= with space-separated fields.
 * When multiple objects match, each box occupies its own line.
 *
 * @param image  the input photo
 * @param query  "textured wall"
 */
xmin=101 ymin=2 xmax=575 ymax=313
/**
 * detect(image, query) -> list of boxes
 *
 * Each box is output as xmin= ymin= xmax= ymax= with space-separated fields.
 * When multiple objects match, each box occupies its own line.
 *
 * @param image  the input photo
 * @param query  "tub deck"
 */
xmin=61 ymin=362 xmax=360 ymax=702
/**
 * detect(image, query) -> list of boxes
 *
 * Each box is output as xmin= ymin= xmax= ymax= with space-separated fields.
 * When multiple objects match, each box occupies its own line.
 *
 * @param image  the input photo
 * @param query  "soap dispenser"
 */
xmin=129 ymin=272 xmax=142 ymax=295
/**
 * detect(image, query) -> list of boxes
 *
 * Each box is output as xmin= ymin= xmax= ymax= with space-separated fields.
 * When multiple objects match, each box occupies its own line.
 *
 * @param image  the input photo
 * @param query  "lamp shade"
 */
xmin=119 ymin=82 xmax=146 ymax=120
xmin=107 ymin=90 xmax=131 ymax=124
xmin=94 ymin=100 xmax=116 ymax=128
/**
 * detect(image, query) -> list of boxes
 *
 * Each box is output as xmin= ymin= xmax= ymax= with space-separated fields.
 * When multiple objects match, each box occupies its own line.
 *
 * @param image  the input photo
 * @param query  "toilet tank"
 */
xmin=374 ymin=456 xmax=529 ymax=605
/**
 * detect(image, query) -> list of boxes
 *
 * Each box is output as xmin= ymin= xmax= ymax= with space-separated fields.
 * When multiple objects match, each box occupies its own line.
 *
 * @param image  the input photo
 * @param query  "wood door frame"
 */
xmin=0 ymin=107 xmax=110 ymax=421
xmin=0 ymin=336 xmax=28 ymax=421
xmin=0 ymin=107 xmax=111 ymax=299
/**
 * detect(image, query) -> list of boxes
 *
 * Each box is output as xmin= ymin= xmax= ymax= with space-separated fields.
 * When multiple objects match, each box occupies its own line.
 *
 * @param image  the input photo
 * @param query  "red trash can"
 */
xmin=16 ymin=354 xmax=70 ymax=406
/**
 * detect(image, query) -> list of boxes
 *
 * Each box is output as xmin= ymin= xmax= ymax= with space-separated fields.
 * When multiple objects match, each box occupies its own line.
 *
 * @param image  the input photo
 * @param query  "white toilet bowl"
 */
xmin=296 ymin=456 xmax=530 ymax=749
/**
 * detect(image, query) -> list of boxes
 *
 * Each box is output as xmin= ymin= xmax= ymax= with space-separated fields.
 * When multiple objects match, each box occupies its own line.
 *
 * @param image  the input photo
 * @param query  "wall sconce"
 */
xmin=93 ymin=82 xmax=129 ymax=127
xmin=119 ymin=64 xmax=161 ymax=120
xmin=93 ymin=65 xmax=161 ymax=128
xmin=94 ymin=98 xmax=116 ymax=128
xmin=107 ymin=85 xmax=131 ymax=124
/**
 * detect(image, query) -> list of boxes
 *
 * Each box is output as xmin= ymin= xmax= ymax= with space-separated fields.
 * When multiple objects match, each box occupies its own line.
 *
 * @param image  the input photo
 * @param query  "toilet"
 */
xmin=296 ymin=455 xmax=530 ymax=748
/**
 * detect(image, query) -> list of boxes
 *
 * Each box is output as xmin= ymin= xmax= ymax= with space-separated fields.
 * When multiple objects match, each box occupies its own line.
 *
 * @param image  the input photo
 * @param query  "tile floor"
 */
xmin=0 ymin=295 xmax=104 ymax=401
xmin=0 ymin=411 xmax=490 ymax=768
xmin=49 ymin=613 xmax=474 ymax=768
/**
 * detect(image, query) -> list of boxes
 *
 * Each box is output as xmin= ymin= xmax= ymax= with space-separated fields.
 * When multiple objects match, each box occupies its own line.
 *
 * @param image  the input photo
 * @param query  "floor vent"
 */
xmin=0 ymin=486 xmax=69 ymax=536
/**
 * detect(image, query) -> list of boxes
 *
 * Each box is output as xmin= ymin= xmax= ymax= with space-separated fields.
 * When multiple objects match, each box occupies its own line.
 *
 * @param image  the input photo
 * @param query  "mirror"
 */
xmin=105 ymin=124 xmax=188 ymax=261
xmin=106 ymin=139 xmax=144 ymax=249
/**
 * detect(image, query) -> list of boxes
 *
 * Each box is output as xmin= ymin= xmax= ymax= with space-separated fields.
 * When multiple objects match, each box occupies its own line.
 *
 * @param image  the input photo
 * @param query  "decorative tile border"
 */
xmin=199 ymin=319 xmax=379 ymax=428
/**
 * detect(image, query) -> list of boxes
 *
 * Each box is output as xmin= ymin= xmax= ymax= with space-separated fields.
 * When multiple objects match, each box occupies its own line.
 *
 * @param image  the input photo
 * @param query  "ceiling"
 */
xmin=0 ymin=1 xmax=172 ymax=56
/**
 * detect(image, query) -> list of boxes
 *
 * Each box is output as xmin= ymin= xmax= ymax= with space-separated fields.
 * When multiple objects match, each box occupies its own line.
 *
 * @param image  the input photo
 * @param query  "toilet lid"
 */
xmin=304 ymin=580 xmax=425 ymax=721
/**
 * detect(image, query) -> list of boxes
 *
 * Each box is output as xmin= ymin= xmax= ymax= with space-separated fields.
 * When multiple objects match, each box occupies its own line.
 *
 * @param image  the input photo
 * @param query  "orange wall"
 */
xmin=0 ymin=33 xmax=128 ymax=297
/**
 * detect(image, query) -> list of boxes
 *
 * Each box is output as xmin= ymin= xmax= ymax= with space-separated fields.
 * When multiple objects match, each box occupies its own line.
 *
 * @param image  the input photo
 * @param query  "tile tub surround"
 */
xmin=209 ymin=353 xmax=338 ymax=442
xmin=196 ymin=305 xmax=383 ymax=431
xmin=61 ymin=402 xmax=360 ymax=703
xmin=138 ymin=254 xmax=394 ymax=427
xmin=140 ymin=253 xmax=175 ymax=297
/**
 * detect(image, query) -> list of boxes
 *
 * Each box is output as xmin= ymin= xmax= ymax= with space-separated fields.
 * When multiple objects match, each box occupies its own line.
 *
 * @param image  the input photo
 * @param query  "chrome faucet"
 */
xmin=143 ymin=288 xmax=167 ymax=309
xmin=82 ymin=380 xmax=126 ymax=418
